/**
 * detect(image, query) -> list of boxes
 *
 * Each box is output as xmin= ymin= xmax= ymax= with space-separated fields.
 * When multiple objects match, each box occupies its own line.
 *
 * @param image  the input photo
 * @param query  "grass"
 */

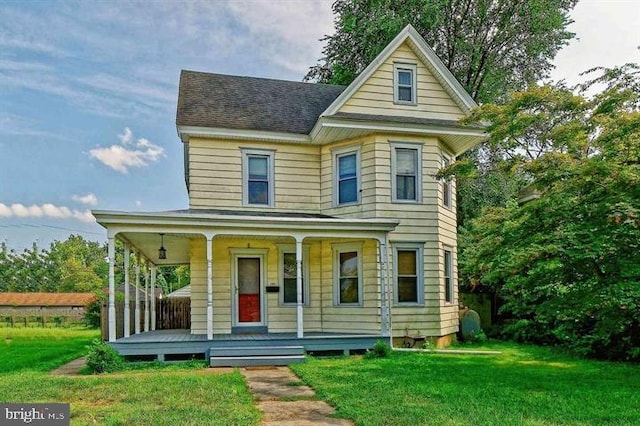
xmin=0 ymin=326 xmax=99 ymax=372
xmin=291 ymin=341 xmax=640 ymax=426
xmin=0 ymin=328 xmax=261 ymax=425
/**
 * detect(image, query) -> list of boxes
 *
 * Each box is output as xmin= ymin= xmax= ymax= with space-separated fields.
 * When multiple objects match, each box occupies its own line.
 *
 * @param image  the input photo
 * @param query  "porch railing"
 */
xmin=101 ymin=298 xmax=190 ymax=339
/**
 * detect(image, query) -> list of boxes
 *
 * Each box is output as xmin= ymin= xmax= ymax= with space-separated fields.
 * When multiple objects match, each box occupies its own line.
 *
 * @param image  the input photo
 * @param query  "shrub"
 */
xmin=365 ymin=340 xmax=391 ymax=359
xmin=83 ymin=293 xmax=104 ymax=328
xmin=463 ymin=329 xmax=488 ymax=344
xmin=86 ymin=339 xmax=123 ymax=373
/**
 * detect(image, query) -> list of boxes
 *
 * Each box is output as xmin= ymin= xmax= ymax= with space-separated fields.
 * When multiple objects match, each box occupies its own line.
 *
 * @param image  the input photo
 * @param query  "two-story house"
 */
xmin=94 ymin=25 xmax=486 ymax=365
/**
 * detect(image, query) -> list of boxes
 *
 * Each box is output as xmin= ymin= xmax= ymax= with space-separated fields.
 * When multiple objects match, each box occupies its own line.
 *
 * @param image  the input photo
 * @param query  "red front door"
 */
xmin=237 ymin=257 xmax=261 ymax=323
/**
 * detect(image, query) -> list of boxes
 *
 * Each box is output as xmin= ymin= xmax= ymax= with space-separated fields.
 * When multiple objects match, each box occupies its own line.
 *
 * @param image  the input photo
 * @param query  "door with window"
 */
xmin=235 ymin=257 xmax=263 ymax=325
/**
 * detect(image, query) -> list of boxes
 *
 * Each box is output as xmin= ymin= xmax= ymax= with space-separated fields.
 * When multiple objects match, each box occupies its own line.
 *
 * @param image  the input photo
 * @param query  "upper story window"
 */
xmin=391 ymin=142 xmax=422 ymax=203
xmin=442 ymin=156 xmax=452 ymax=209
xmin=393 ymin=243 xmax=424 ymax=305
xmin=242 ymin=149 xmax=275 ymax=207
xmin=394 ymin=63 xmax=417 ymax=105
xmin=333 ymin=146 xmax=361 ymax=206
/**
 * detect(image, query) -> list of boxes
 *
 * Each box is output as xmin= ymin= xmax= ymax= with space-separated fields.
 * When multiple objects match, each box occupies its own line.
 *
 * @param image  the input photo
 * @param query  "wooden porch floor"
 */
xmin=110 ymin=329 xmax=384 ymax=360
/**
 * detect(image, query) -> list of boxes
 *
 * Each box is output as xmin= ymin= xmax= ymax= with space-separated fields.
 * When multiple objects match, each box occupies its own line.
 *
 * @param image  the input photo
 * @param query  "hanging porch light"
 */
xmin=158 ymin=233 xmax=167 ymax=260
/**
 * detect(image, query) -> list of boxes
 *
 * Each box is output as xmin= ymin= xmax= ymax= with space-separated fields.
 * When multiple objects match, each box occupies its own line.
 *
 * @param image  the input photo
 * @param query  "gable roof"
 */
xmin=176 ymin=71 xmax=346 ymax=135
xmin=319 ymin=24 xmax=477 ymax=118
xmin=0 ymin=292 xmax=95 ymax=307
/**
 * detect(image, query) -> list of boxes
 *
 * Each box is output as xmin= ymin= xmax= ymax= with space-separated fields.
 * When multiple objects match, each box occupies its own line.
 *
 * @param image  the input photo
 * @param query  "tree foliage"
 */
xmin=460 ymin=64 xmax=640 ymax=360
xmin=0 ymin=235 xmax=191 ymax=296
xmin=0 ymin=236 xmax=106 ymax=293
xmin=307 ymin=0 xmax=577 ymax=103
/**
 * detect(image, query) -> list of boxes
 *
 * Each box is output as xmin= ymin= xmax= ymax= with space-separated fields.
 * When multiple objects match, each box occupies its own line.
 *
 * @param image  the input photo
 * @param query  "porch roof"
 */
xmin=93 ymin=208 xmax=399 ymax=265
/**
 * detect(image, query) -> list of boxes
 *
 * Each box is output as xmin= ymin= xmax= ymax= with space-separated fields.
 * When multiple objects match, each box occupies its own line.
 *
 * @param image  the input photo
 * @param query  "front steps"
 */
xmin=210 ymin=345 xmax=306 ymax=367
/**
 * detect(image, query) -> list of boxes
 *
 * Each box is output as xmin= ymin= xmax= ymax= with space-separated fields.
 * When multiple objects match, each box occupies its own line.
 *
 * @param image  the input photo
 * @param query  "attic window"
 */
xmin=394 ymin=63 xmax=417 ymax=105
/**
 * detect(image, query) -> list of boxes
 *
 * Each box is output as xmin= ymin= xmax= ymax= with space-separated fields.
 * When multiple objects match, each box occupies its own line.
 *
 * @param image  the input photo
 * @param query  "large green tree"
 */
xmin=459 ymin=64 xmax=640 ymax=360
xmin=0 ymin=235 xmax=107 ymax=293
xmin=307 ymin=0 xmax=577 ymax=103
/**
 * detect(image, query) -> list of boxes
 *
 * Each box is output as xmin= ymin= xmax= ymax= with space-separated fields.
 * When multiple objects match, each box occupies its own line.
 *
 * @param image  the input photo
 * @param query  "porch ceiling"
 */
xmin=119 ymin=232 xmax=196 ymax=266
xmin=95 ymin=209 xmax=399 ymax=265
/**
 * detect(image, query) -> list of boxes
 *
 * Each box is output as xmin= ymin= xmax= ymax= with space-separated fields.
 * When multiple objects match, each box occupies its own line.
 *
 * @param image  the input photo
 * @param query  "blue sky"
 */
xmin=1 ymin=0 xmax=638 ymax=250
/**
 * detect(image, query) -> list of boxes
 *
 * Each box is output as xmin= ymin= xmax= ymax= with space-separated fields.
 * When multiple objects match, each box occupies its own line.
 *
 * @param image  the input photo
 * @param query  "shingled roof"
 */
xmin=176 ymin=71 xmax=346 ymax=135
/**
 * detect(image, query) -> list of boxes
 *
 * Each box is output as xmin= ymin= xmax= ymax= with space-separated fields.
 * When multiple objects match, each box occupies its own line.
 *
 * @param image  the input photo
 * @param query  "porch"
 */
xmin=94 ymin=209 xmax=399 ymax=357
xmin=110 ymin=329 xmax=384 ymax=363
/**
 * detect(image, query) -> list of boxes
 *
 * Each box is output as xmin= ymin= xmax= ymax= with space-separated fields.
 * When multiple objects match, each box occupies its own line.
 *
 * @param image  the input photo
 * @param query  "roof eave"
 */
xmin=312 ymin=116 xmax=487 ymax=156
xmin=177 ymin=125 xmax=311 ymax=144
xmin=92 ymin=210 xmax=399 ymax=233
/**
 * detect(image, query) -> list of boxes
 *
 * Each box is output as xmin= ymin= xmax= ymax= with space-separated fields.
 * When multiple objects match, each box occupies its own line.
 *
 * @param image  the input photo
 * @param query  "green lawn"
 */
xmin=0 ymin=328 xmax=261 ymax=425
xmin=291 ymin=342 xmax=640 ymax=426
xmin=0 ymin=326 xmax=99 ymax=372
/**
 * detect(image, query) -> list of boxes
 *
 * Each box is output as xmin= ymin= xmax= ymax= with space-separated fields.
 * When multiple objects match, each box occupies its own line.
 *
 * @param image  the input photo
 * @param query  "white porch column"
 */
xmin=107 ymin=236 xmax=116 ymax=342
xmin=384 ymin=236 xmax=393 ymax=342
xmin=144 ymin=261 xmax=150 ymax=332
xmin=295 ymin=236 xmax=304 ymax=338
xmin=123 ymin=243 xmax=130 ymax=338
xmin=150 ymin=264 xmax=157 ymax=331
xmin=379 ymin=238 xmax=390 ymax=337
xmin=205 ymin=234 xmax=214 ymax=340
xmin=134 ymin=251 xmax=141 ymax=334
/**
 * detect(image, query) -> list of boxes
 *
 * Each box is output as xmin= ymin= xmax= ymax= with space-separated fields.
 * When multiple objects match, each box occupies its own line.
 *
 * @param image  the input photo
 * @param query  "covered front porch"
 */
xmin=93 ymin=209 xmax=399 ymax=362
xmin=110 ymin=329 xmax=382 ymax=362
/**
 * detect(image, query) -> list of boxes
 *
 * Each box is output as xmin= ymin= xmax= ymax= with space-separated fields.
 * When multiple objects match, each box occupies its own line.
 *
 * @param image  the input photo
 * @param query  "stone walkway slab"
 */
xmin=258 ymin=400 xmax=352 ymax=426
xmin=51 ymin=357 xmax=86 ymax=375
xmin=241 ymin=366 xmax=352 ymax=426
xmin=242 ymin=366 xmax=315 ymax=400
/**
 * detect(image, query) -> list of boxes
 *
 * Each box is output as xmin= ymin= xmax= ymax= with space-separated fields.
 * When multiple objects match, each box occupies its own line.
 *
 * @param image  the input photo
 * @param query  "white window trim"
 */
xmin=241 ymin=148 xmax=275 ymax=207
xmin=332 ymin=145 xmax=361 ymax=207
xmin=393 ymin=243 xmax=425 ymax=306
xmin=393 ymin=63 xmax=418 ymax=105
xmin=442 ymin=154 xmax=453 ymax=209
xmin=390 ymin=142 xmax=422 ymax=203
xmin=277 ymin=244 xmax=311 ymax=307
xmin=444 ymin=246 xmax=454 ymax=304
xmin=332 ymin=242 xmax=364 ymax=307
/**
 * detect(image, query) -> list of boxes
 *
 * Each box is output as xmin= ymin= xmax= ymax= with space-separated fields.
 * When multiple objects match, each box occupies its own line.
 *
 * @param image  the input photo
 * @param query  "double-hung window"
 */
xmin=394 ymin=244 xmax=424 ymax=305
xmin=391 ymin=143 xmax=422 ymax=202
xmin=333 ymin=243 xmax=362 ymax=305
xmin=442 ymin=156 xmax=452 ymax=208
xmin=444 ymin=247 xmax=454 ymax=303
xmin=279 ymin=245 xmax=309 ymax=306
xmin=242 ymin=149 xmax=275 ymax=207
xmin=394 ymin=63 xmax=417 ymax=105
xmin=333 ymin=147 xmax=360 ymax=205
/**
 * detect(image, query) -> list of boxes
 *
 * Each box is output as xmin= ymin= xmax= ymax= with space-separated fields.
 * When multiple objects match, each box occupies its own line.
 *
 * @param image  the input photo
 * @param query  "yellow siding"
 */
xmin=188 ymin=138 xmax=321 ymax=213
xmin=189 ymin=236 xmax=383 ymax=335
xmin=185 ymin=40 xmax=466 ymax=339
xmin=338 ymin=42 xmax=465 ymax=121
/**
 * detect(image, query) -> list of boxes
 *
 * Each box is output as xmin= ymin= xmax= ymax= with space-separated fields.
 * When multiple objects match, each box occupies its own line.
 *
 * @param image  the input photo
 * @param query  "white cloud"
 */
xmin=0 ymin=203 xmax=95 ymax=223
xmin=226 ymin=0 xmax=334 ymax=75
xmin=89 ymin=128 xmax=165 ymax=173
xmin=72 ymin=193 xmax=98 ymax=206
xmin=118 ymin=127 xmax=133 ymax=145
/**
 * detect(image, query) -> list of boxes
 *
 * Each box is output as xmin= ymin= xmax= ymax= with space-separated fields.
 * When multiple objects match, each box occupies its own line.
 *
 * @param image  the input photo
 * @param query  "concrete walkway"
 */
xmin=241 ymin=367 xmax=352 ymax=426
xmin=51 ymin=357 xmax=87 ymax=375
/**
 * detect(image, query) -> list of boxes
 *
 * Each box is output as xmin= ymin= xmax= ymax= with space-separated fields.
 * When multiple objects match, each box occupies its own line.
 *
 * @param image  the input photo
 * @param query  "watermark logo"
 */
xmin=1 ymin=403 xmax=69 ymax=425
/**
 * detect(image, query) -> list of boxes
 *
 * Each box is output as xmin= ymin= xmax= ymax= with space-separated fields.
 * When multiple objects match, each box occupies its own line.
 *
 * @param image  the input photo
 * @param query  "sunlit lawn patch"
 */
xmin=292 ymin=342 xmax=640 ymax=426
xmin=0 ymin=328 xmax=261 ymax=425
